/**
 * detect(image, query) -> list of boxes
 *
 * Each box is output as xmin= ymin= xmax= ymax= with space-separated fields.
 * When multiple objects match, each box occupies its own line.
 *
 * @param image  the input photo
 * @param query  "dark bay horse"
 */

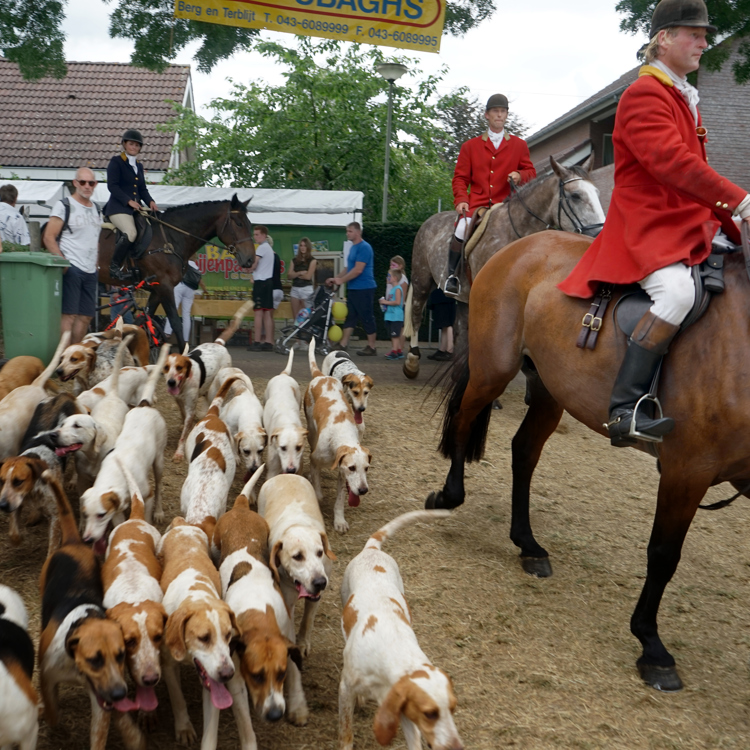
xmin=402 ymin=156 xmax=604 ymax=379
xmin=98 ymin=195 xmax=255 ymax=351
xmin=427 ymin=229 xmax=750 ymax=692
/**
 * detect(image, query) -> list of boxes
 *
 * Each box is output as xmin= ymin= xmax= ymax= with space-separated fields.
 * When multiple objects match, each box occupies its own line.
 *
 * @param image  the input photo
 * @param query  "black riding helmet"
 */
xmin=121 ymin=129 xmax=144 ymax=145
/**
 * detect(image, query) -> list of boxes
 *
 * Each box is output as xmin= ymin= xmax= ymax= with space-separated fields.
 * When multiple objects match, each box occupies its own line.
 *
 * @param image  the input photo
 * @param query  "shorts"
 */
xmin=290 ymin=285 xmax=314 ymax=305
xmin=62 ymin=265 xmax=98 ymax=317
xmin=387 ymin=320 xmax=403 ymax=338
xmin=343 ymin=288 xmax=377 ymax=335
xmin=431 ymin=300 xmax=456 ymax=330
xmin=252 ymin=278 xmax=273 ymax=311
xmin=273 ymin=288 xmax=284 ymax=310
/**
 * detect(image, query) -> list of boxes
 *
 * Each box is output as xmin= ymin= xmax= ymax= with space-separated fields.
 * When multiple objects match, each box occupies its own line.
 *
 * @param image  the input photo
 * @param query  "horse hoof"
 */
xmin=637 ymin=661 xmax=683 ymax=692
xmin=521 ymin=557 xmax=552 ymax=578
xmin=403 ymin=353 xmax=420 ymax=380
xmin=425 ymin=491 xmax=463 ymax=510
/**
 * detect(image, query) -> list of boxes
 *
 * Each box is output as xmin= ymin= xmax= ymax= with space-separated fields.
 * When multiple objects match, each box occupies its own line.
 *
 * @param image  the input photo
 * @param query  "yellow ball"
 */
xmin=327 ymin=324 xmax=343 ymax=343
xmin=332 ymin=301 xmax=348 ymax=322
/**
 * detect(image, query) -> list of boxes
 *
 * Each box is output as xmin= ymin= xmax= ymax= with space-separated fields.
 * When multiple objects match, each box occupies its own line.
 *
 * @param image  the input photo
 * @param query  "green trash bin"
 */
xmin=0 ymin=252 xmax=71 ymax=361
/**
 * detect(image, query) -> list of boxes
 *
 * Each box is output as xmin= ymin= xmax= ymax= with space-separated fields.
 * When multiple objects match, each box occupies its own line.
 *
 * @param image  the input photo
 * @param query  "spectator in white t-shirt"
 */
xmin=0 ymin=184 xmax=30 ymax=246
xmin=43 ymin=168 xmax=102 ymax=343
xmin=164 ymin=259 xmax=207 ymax=345
xmin=248 ymin=225 xmax=275 ymax=351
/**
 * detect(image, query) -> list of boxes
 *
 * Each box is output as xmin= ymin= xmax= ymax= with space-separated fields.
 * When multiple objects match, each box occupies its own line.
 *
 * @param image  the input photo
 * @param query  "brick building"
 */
xmin=0 ymin=58 xmax=194 ymax=184
xmin=527 ymin=38 xmax=750 ymax=210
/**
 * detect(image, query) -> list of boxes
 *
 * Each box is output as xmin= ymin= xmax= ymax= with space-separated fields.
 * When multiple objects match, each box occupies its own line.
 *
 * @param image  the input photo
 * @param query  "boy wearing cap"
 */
xmin=445 ymin=93 xmax=536 ymax=297
xmin=559 ymin=0 xmax=750 ymax=446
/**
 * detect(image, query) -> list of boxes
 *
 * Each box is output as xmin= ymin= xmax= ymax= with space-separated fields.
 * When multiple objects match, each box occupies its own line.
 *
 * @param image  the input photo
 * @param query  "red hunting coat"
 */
xmin=452 ymin=131 xmax=536 ymax=215
xmin=559 ymin=66 xmax=745 ymax=299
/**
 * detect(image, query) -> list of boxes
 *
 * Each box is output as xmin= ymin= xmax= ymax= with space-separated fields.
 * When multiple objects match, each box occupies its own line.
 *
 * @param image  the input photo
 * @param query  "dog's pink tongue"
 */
xmin=354 ymin=411 xmax=363 ymax=424
xmin=207 ymin=677 xmax=233 ymax=710
xmin=348 ymin=490 xmax=360 ymax=507
xmin=113 ymin=696 xmax=139 ymax=712
xmin=168 ymin=385 xmax=181 ymax=396
xmin=94 ymin=536 xmax=108 ymax=556
xmin=55 ymin=443 xmax=82 ymax=457
xmin=136 ymin=686 xmax=158 ymax=712
xmin=296 ymin=582 xmax=313 ymax=599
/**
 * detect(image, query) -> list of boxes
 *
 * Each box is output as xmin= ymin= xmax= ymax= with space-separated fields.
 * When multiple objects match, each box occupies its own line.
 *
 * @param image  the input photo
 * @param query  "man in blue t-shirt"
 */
xmin=328 ymin=221 xmax=377 ymax=356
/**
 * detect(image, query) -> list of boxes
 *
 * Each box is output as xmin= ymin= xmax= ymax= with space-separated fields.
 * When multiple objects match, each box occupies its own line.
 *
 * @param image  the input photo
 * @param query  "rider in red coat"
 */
xmin=444 ymin=94 xmax=535 ymax=297
xmin=559 ymin=0 xmax=750 ymax=447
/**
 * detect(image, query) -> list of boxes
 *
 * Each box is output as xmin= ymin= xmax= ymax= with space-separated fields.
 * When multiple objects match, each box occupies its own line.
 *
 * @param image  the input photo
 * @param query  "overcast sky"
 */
xmin=62 ymin=0 xmax=647 ymax=135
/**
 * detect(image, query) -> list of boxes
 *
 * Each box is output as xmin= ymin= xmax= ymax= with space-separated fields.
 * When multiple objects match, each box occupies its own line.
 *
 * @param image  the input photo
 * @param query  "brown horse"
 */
xmin=98 ymin=195 xmax=255 ymax=352
xmin=402 ymin=156 xmax=604 ymax=379
xmin=427 ymin=229 xmax=750 ymax=693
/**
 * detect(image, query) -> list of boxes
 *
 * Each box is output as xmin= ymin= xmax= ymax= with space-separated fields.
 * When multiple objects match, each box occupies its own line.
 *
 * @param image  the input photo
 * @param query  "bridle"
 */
xmin=137 ymin=206 xmax=254 ymax=259
xmin=507 ymin=176 xmax=604 ymax=239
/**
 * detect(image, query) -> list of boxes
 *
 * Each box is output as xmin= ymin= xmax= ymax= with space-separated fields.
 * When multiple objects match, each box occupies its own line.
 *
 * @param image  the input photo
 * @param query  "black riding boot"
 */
xmin=110 ymin=234 xmax=135 ymax=282
xmin=607 ymin=311 xmax=680 ymax=447
xmin=444 ymin=235 xmax=464 ymax=298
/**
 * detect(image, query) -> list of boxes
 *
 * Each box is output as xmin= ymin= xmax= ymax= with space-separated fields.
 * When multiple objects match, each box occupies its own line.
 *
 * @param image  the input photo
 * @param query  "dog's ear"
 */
xmin=332 ymin=445 xmax=352 ymax=470
xmin=230 ymin=635 xmax=246 ymax=656
xmin=285 ymin=640 xmax=303 ymax=672
xmin=270 ymin=429 xmax=281 ymax=446
xmin=364 ymin=448 xmax=373 ymax=465
xmin=165 ymin=608 xmax=191 ymax=661
xmin=28 ymin=457 xmax=47 ymax=482
xmin=199 ymin=516 xmax=216 ymax=542
xmin=364 ymin=375 xmax=374 ymax=389
xmin=269 ymin=540 xmax=283 ymax=584
xmin=258 ymin=426 xmax=267 ymax=446
xmin=320 ymin=532 xmax=337 ymax=561
xmin=373 ymin=677 xmax=410 ymax=746
xmin=227 ymin=604 xmax=240 ymax=638
xmin=341 ymin=373 xmax=357 ymax=390
xmin=93 ymin=423 xmax=107 ymax=453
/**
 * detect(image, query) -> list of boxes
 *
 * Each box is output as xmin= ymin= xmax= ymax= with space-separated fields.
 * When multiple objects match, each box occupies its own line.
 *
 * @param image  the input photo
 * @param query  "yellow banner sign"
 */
xmin=174 ymin=0 xmax=444 ymax=53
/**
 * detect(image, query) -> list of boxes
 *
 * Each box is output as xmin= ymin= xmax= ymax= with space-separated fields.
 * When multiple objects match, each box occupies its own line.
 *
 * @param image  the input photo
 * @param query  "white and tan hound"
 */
xmin=321 ymin=350 xmax=374 ymax=436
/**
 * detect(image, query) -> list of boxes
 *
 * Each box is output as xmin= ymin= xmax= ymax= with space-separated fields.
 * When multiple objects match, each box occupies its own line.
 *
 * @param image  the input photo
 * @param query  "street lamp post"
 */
xmin=376 ymin=62 xmax=408 ymax=223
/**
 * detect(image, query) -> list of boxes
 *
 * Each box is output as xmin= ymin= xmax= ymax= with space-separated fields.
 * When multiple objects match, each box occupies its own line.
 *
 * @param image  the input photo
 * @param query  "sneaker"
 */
xmin=261 ymin=342 xmax=274 ymax=351
xmin=395 ymin=350 xmax=404 ymax=359
xmin=385 ymin=350 xmax=398 ymax=359
xmin=357 ymin=346 xmax=377 ymax=356
xmin=247 ymin=342 xmax=263 ymax=352
xmin=433 ymin=350 xmax=453 ymax=361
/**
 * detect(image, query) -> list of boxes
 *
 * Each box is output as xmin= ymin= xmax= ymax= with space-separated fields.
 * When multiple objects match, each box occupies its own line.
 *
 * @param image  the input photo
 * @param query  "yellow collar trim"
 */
xmin=638 ymin=65 xmax=674 ymax=87
xmin=481 ymin=130 xmax=511 ymax=142
xmin=120 ymin=152 xmax=141 ymax=164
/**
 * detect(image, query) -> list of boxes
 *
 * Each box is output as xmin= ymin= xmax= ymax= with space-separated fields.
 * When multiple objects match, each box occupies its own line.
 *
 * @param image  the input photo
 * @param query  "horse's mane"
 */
xmin=514 ymin=165 xmax=591 ymax=198
xmin=160 ymin=199 xmax=232 ymax=219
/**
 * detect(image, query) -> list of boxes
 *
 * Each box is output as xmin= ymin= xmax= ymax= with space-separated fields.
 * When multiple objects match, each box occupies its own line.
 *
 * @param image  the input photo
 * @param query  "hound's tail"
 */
xmin=308 ymin=338 xmax=322 ymax=379
xmin=138 ymin=344 xmax=171 ymax=407
xmin=109 ymin=333 xmax=134 ymax=396
xmin=41 ymin=469 xmax=80 ymax=547
xmin=32 ymin=331 xmax=71 ymax=388
xmin=115 ymin=456 xmax=146 ymax=521
xmin=403 ymin=284 xmax=415 ymax=339
xmin=215 ymin=300 xmax=254 ymax=345
xmin=282 ymin=347 xmax=295 ymax=376
xmin=364 ymin=510 xmax=451 ymax=553
xmin=207 ymin=376 xmax=241 ymax=418
xmin=232 ymin=464 xmax=265 ymax=511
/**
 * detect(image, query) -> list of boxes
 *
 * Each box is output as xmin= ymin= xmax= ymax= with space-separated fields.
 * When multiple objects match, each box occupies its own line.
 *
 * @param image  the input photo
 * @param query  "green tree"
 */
xmin=616 ymin=0 xmax=750 ymax=83
xmin=2 ymin=0 xmax=496 ymax=80
xmin=161 ymin=39 xmax=455 ymax=222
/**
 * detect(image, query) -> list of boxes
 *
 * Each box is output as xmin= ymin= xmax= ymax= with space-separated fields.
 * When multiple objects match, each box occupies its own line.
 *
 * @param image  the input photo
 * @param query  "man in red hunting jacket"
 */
xmin=559 ymin=0 xmax=750 ymax=447
xmin=444 ymin=94 xmax=536 ymax=297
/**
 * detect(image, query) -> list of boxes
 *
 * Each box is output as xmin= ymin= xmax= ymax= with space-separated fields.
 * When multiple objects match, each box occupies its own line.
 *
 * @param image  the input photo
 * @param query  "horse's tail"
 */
xmin=215 ymin=300 xmax=254 ymax=345
xmin=403 ymin=284 xmax=415 ymax=339
xmin=437 ymin=347 xmax=492 ymax=462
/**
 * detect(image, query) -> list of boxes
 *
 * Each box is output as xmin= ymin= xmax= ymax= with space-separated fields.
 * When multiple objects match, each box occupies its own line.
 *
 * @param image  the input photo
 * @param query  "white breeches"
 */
xmin=454 ymin=216 xmax=471 ymax=241
xmin=109 ymin=213 xmax=138 ymax=242
xmin=164 ymin=283 xmax=196 ymax=341
xmin=638 ymin=262 xmax=695 ymax=326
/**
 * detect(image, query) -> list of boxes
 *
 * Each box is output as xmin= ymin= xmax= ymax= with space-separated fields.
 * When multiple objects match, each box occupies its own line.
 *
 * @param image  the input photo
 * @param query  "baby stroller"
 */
xmin=275 ymin=285 xmax=336 ymax=356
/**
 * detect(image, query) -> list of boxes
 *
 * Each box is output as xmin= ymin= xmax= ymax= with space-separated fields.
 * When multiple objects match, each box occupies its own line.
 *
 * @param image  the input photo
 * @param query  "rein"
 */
xmin=137 ymin=207 xmax=252 ymax=258
xmin=507 ymin=176 xmax=604 ymax=239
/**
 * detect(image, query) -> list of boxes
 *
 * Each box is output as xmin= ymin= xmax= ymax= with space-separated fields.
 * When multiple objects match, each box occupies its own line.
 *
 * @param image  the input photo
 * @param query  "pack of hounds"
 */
xmin=0 ymin=304 xmax=463 ymax=750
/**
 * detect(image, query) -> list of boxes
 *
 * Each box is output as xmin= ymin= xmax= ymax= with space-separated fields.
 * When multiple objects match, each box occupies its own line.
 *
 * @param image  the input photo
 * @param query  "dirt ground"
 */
xmin=3 ymin=346 xmax=750 ymax=750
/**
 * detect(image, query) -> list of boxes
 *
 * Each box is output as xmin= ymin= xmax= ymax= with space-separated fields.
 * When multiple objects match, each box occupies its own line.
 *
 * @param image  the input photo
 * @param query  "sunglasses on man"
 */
xmin=76 ymin=180 xmax=97 ymax=187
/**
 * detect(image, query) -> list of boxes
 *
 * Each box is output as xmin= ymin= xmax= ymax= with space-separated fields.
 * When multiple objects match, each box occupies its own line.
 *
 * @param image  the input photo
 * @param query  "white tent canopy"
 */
xmin=9 ymin=181 xmax=363 ymax=227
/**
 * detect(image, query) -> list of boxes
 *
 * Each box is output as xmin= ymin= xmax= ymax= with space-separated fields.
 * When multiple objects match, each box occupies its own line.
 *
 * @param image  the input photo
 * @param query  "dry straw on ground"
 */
xmin=2 ymin=373 xmax=750 ymax=749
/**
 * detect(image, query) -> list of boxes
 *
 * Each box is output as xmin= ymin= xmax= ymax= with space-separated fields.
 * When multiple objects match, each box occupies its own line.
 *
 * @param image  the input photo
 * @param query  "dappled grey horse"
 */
xmin=403 ymin=156 xmax=605 ymax=379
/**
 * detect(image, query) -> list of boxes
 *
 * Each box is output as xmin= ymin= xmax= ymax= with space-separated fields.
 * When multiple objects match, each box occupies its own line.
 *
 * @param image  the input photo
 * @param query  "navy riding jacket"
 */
xmin=105 ymin=153 xmax=155 ymax=216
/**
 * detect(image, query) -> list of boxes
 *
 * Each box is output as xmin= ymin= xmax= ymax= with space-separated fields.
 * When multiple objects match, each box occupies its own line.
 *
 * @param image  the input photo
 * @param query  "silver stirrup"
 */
xmin=443 ymin=276 xmax=461 ymax=298
xmin=603 ymin=394 xmax=666 ymax=444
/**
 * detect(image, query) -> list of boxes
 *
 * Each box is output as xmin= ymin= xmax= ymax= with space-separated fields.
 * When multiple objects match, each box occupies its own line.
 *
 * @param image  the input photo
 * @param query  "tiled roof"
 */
xmin=0 ymin=59 xmax=191 ymax=171
xmin=528 ymin=66 xmax=640 ymax=144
